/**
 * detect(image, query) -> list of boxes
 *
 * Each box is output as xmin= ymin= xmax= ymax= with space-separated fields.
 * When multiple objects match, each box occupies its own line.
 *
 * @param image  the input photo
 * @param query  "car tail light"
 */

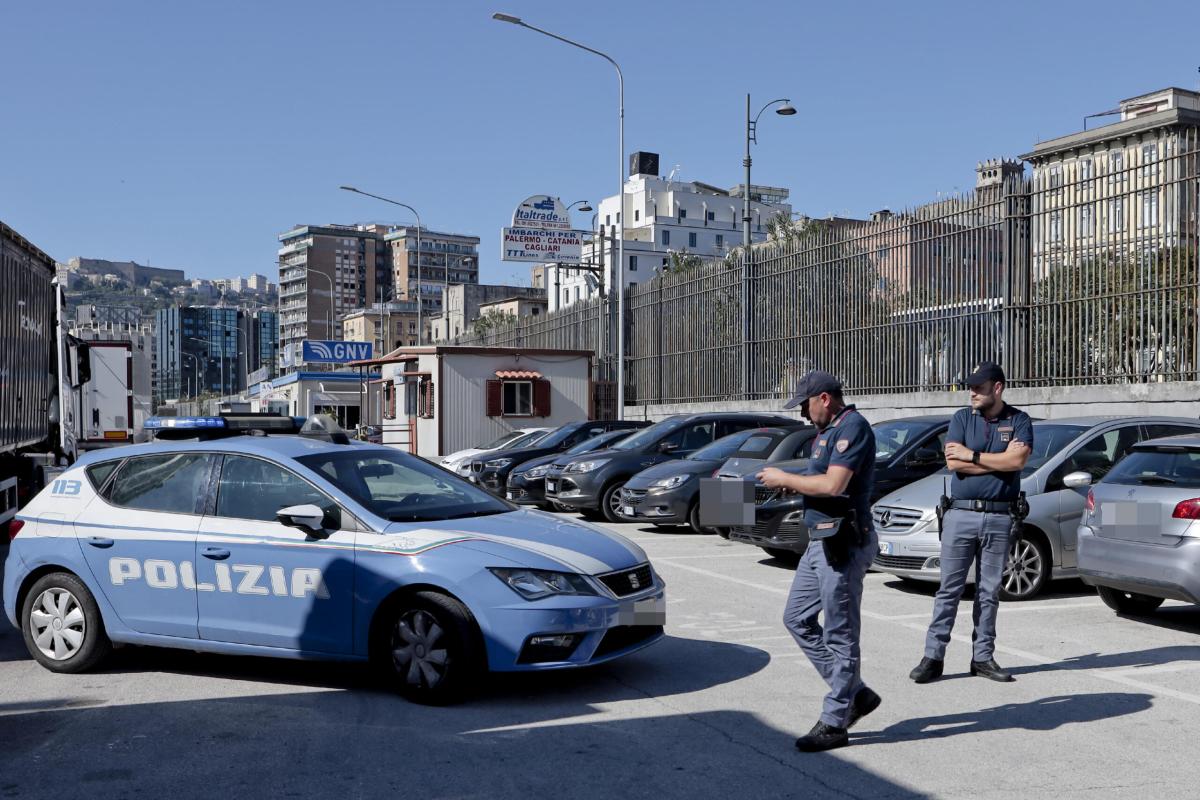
xmin=1172 ymin=498 xmax=1200 ymax=520
xmin=7 ymin=520 xmax=24 ymax=541
xmin=1085 ymin=490 xmax=1095 ymax=513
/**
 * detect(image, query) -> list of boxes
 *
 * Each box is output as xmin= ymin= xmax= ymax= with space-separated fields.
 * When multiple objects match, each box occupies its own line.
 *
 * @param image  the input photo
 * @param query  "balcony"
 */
xmin=278 ymin=238 xmax=313 ymax=257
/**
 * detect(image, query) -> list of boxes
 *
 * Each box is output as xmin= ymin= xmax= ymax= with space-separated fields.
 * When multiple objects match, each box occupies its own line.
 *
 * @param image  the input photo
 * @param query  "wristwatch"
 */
xmin=971 ymin=450 xmax=981 ymax=465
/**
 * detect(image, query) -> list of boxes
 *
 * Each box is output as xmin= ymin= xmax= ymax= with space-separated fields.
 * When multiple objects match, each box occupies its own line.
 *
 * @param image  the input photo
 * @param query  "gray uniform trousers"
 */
xmin=923 ymin=508 xmax=1012 ymax=662
xmin=782 ymin=528 xmax=879 ymax=728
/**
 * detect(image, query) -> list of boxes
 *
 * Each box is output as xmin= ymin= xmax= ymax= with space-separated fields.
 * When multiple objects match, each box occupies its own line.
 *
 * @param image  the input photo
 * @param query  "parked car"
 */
xmin=467 ymin=420 xmax=650 ymax=496
xmin=439 ymin=428 xmax=553 ymax=473
xmin=873 ymin=416 xmax=1200 ymax=600
xmin=1077 ymin=432 xmax=1200 ymax=615
xmin=721 ymin=415 xmax=951 ymax=562
xmin=507 ymin=429 xmax=638 ymax=510
xmin=545 ymin=412 xmax=795 ymax=523
xmin=445 ymin=428 xmax=555 ymax=479
xmin=620 ymin=426 xmax=810 ymax=534
xmin=2 ymin=414 xmax=666 ymax=705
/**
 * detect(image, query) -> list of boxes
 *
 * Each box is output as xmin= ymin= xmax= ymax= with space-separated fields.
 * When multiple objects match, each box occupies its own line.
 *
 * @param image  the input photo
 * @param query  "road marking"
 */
xmin=660 ymin=559 xmax=1200 ymax=706
xmin=879 ymin=602 xmax=1103 ymax=620
xmin=655 ymin=553 xmax=762 ymax=561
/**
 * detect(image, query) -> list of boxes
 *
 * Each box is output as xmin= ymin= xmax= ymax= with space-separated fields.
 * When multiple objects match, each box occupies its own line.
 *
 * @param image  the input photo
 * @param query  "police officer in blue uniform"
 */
xmin=758 ymin=370 xmax=880 ymax=753
xmin=910 ymin=361 xmax=1033 ymax=684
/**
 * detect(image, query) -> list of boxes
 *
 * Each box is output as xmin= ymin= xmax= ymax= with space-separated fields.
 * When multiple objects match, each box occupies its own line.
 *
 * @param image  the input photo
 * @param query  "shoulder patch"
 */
xmin=836 ymin=439 xmax=849 ymax=453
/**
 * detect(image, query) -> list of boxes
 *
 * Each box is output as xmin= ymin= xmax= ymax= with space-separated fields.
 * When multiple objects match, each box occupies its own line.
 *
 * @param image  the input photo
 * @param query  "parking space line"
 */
xmin=655 ymin=553 xmax=762 ymax=561
xmin=879 ymin=602 xmax=1104 ymax=621
xmin=661 ymin=559 xmax=1200 ymax=707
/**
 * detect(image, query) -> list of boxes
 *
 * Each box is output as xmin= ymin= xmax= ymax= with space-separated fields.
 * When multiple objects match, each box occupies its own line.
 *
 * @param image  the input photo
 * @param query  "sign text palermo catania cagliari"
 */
xmin=501 ymin=195 xmax=583 ymax=264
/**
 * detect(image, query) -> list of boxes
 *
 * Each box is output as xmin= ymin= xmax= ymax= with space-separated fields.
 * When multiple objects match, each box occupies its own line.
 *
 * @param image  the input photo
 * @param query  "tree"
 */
xmin=472 ymin=309 xmax=518 ymax=337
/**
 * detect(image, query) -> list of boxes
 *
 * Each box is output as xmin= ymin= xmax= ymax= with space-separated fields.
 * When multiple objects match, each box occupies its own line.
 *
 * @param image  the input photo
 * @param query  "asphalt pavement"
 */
xmin=2 ymin=524 xmax=1198 ymax=799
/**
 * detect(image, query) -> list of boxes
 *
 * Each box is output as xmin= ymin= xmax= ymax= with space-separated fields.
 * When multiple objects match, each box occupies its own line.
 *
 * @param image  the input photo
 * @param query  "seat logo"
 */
xmin=629 ymin=574 xmax=641 ymax=590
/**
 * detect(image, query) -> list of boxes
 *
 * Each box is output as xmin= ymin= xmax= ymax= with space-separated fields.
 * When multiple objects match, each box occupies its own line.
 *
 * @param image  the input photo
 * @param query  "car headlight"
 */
xmin=486 ymin=457 xmax=513 ymax=468
xmin=650 ymin=474 xmax=691 ymax=490
xmin=565 ymin=459 xmax=609 ymax=473
xmin=488 ymin=567 xmax=598 ymax=600
xmin=521 ymin=465 xmax=550 ymax=479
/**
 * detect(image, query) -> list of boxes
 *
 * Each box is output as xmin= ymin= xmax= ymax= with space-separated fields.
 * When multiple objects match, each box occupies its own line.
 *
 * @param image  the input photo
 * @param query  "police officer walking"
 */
xmin=910 ymin=362 xmax=1033 ymax=685
xmin=758 ymin=371 xmax=880 ymax=753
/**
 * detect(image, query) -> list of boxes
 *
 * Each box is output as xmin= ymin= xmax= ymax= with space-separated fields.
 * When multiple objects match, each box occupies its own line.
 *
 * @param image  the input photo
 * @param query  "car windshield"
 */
xmin=527 ymin=425 xmax=576 ymax=450
xmin=297 ymin=450 xmax=511 ymax=523
xmin=733 ymin=432 xmax=787 ymax=459
xmin=874 ymin=420 xmax=938 ymax=462
xmin=478 ymin=430 xmax=525 ymax=450
xmin=1103 ymin=448 xmax=1200 ymax=488
xmin=507 ymin=430 xmax=550 ymax=449
xmin=566 ymin=430 xmax=628 ymax=455
xmin=610 ymin=420 xmax=678 ymax=451
xmin=1021 ymin=424 xmax=1090 ymax=476
xmin=688 ymin=429 xmax=761 ymax=461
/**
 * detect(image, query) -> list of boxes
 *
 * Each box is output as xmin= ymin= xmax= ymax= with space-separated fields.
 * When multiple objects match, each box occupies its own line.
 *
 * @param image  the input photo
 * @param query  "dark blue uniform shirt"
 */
xmin=805 ymin=405 xmax=876 ymax=530
xmin=947 ymin=405 xmax=1034 ymax=501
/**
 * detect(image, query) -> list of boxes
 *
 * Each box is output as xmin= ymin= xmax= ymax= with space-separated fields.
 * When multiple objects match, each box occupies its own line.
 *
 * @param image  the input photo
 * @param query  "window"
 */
xmin=605 ymin=215 xmax=611 ymax=225
xmin=532 ymin=306 xmax=540 ymax=316
xmin=215 ymin=455 xmax=333 ymax=523
xmin=1049 ymin=426 xmax=1139 ymax=488
xmin=678 ymin=208 xmax=687 ymax=220
xmin=707 ymin=211 xmax=715 ymax=221
xmin=1079 ymin=204 xmax=1095 ymax=237
xmin=503 ymin=381 xmax=533 ymax=415
xmin=108 ymin=453 xmax=214 ymax=514
xmin=688 ymin=232 xmax=697 ymax=248
xmin=417 ymin=378 xmax=435 ymax=418
xmin=1105 ymin=448 xmax=1200 ymax=489
xmin=629 ymin=255 xmax=638 ymax=272
xmin=86 ymin=460 xmax=121 ymax=494
xmin=1079 ymin=158 xmax=1093 ymax=184
xmin=575 ymin=286 xmax=581 ymax=302
xmin=1108 ymin=151 xmax=1125 ymax=184
xmin=661 ymin=230 xmax=670 ymax=246
xmin=297 ymin=450 xmax=509 ymax=523
xmin=563 ymin=289 xmax=568 ymax=306
xmin=1048 ymin=211 xmax=1062 ymax=242
xmin=716 ymin=234 xmax=724 ymax=248
xmin=1143 ymin=424 xmax=1200 ymax=440
xmin=1141 ymin=193 xmax=1159 ymax=228
xmin=634 ymin=209 xmax=640 ymax=221
xmin=1048 ymin=165 xmax=1063 ymax=190
xmin=1142 ymin=143 xmax=1159 ymax=178
xmin=1108 ymin=199 xmax=1124 ymax=232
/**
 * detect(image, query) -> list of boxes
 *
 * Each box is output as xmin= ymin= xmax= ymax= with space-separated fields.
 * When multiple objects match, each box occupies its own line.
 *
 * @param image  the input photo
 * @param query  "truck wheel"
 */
xmin=21 ymin=572 xmax=111 ymax=673
xmin=377 ymin=591 xmax=482 ymax=705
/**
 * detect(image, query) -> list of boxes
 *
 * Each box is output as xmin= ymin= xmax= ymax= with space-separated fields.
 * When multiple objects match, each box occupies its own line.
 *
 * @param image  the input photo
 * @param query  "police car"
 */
xmin=2 ymin=415 xmax=665 ymax=704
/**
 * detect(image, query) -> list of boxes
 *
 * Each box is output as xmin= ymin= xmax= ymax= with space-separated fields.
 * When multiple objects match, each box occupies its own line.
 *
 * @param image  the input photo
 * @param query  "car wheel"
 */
xmin=600 ymin=482 xmax=628 ymax=523
xmin=762 ymin=547 xmax=801 ymax=565
xmin=1000 ymin=531 xmax=1050 ymax=601
xmin=379 ymin=591 xmax=483 ymax=705
xmin=687 ymin=500 xmax=717 ymax=535
xmin=21 ymin=572 xmax=111 ymax=673
xmin=1096 ymin=586 xmax=1165 ymax=615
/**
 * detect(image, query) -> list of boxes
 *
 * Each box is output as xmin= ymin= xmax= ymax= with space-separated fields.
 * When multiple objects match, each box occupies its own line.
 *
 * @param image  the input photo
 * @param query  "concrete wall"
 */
xmin=626 ymin=382 xmax=1200 ymax=424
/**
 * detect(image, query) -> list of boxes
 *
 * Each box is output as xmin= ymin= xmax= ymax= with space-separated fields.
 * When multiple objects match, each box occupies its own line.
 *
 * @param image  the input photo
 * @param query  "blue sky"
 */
xmin=2 ymin=0 xmax=1198 ymax=283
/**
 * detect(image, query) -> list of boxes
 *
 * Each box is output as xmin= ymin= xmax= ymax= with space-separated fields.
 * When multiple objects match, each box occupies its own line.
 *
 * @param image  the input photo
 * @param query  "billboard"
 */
xmin=501 ymin=227 xmax=584 ymax=264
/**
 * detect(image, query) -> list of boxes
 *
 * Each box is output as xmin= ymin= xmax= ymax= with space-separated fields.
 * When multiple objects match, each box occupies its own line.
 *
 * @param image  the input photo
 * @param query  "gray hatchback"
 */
xmin=1077 ymin=433 xmax=1200 ymax=615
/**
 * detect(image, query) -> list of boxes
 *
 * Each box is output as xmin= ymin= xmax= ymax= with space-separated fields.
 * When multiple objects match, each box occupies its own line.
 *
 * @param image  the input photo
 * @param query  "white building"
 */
xmin=545 ymin=151 xmax=791 ymax=311
xmin=356 ymin=346 xmax=593 ymax=459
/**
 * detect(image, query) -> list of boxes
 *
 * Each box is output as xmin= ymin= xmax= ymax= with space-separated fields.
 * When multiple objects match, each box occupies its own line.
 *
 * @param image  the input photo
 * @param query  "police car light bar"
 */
xmin=144 ymin=414 xmax=303 ymax=439
xmin=144 ymin=416 xmax=227 ymax=430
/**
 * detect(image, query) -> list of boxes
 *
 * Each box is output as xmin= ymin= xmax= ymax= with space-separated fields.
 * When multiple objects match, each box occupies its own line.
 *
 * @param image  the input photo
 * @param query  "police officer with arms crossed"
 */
xmin=910 ymin=361 xmax=1033 ymax=685
xmin=758 ymin=371 xmax=881 ymax=753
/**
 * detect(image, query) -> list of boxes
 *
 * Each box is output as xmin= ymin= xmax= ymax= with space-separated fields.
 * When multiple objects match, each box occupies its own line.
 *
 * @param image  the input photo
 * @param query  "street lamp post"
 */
xmin=186 ymin=337 xmax=222 ymax=400
xmin=305 ymin=268 xmax=335 ymax=340
xmin=339 ymin=186 xmax=424 ymax=345
xmin=180 ymin=351 xmax=201 ymax=399
xmin=742 ymin=94 xmax=795 ymax=400
xmin=493 ymin=12 xmax=626 ymax=419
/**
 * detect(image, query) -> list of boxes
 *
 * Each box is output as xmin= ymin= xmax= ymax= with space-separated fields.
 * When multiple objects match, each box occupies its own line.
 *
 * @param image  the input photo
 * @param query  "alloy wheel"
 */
xmin=29 ymin=588 xmax=86 ymax=661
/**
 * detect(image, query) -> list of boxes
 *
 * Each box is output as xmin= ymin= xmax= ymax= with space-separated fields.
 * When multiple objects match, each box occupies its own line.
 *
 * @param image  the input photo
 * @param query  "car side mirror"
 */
xmin=1062 ymin=471 xmax=1093 ymax=489
xmin=277 ymin=503 xmax=338 ymax=539
xmin=659 ymin=440 xmax=679 ymax=453
xmin=906 ymin=448 xmax=942 ymax=467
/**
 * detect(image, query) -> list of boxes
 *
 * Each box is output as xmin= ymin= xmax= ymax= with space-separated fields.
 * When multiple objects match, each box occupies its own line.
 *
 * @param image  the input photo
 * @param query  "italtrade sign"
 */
xmin=500 ymin=195 xmax=583 ymax=264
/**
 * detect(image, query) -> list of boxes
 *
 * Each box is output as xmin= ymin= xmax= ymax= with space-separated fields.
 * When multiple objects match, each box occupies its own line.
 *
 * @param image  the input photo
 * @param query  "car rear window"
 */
xmin=1103 ymin=448 xmax=1200 ymax=488
xmin=85 ymin=460 xmax=122 ymax=494
xmin=733 ymin=434 xmax=780 ymax=457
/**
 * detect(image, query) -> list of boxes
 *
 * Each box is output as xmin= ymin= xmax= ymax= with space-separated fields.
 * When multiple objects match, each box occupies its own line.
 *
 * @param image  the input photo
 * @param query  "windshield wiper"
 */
xmin=1135 ymin=475 xmax=1176 ymax=485
xmin=439 ymin=509 xmax=508 ymax=521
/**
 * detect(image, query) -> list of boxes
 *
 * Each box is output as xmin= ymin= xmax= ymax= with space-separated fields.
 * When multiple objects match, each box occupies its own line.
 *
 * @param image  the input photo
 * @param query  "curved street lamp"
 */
xmin=493 ymin=12 xmax=626 ymax=419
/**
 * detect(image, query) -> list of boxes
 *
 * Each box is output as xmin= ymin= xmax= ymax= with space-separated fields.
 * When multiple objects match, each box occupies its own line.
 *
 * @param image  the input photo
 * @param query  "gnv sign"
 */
xmin=301 ymin=340 xmax=373 ymax=364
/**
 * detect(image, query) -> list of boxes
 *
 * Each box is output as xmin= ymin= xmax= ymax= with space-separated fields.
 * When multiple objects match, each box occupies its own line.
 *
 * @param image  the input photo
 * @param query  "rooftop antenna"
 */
xmin=666 ymin=164 xmax=681 ymax=183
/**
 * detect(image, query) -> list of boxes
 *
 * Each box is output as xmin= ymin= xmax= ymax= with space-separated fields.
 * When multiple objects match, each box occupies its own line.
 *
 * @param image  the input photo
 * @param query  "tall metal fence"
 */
xmin=456 ymin=128 xmax=1200 ymax=404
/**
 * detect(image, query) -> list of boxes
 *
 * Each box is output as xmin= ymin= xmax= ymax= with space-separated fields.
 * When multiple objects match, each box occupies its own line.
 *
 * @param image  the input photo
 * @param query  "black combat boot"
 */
xmin=909 ymin=657 xmax=944 ymax=684
xmin=794 ymin=721 xmax=849 ymax=752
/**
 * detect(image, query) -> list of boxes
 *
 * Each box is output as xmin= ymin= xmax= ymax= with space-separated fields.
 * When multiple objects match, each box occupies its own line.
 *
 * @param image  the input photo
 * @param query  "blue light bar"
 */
xmin=144 ymin=416 xmax=228 ymax=430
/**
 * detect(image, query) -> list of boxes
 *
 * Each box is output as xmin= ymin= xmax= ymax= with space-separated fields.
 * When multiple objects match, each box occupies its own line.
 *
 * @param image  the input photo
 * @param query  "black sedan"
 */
xmin=506 ymin=429 xmax=637 ymax=509
xmin=621 ymin=426 xmax=810 ymax=534
xmin=465 ymin=419 xmax=649 ymax=496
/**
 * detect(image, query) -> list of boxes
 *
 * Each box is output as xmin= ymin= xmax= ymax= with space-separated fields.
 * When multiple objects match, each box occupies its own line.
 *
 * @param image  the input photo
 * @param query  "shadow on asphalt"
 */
xmin=880 ymin=576 xmax=1096 ymax=602
xmin=852 ymin=692 xmax=1154 ymax=745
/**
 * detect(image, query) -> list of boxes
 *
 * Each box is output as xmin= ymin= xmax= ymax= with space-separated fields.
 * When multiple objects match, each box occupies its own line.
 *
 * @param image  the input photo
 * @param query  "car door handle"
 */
xmin=86 ymin=537 xmax=114 ymax=549
xmin=201 ymin=547 xmax=231 ymax=560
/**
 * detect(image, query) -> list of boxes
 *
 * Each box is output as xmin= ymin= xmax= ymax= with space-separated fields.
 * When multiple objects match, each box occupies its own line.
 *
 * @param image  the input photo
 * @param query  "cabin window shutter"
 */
xmin=532 ymin=379 xmax=551 ymax=417
xmin=486 ymin=380 xmax=503 ymax=417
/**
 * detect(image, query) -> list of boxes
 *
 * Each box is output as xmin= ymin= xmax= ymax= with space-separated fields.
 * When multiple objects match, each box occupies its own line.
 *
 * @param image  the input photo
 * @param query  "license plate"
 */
xmin=622 ymin=505 xmax=635 ymax=516
xmin=545 ymin=480 xmax=557 ymax=493
xmin=618 ymin=593 xmax=666 ymax=626
xmin=878 ymin=541 xmax=893 ymax=555
xmin=506 ymin=492 xmax=516 ymax=500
